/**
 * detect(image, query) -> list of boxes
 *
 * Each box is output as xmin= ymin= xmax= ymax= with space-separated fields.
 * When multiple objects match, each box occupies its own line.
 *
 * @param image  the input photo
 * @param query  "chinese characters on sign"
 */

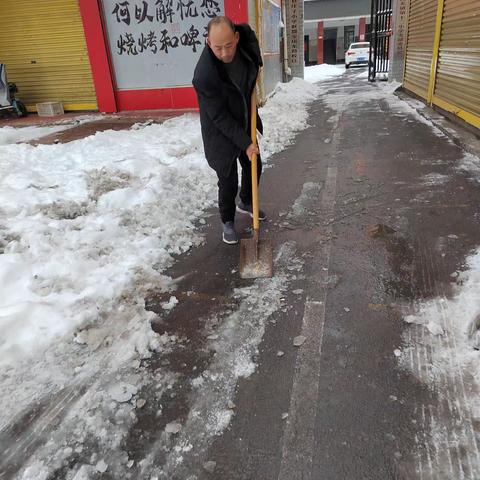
xmin=395 ymin=0 xmax=408 ymax=54
xmin=116 ymin=25 xmax=203 ymax=55
xmin=102 ymin=0 xmax=224 ymax=89
xmin=286 ymin=0 xmax=303 ymax=77
xmin=111 ymin=0 xmax=219 ymax=55
xmin=289 ymin=0 xmax=298 ymax=65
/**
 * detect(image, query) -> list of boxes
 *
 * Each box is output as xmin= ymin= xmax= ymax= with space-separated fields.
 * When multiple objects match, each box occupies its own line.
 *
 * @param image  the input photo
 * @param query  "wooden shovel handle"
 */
xmin=250 ymin=88 xmax=259 ymax=231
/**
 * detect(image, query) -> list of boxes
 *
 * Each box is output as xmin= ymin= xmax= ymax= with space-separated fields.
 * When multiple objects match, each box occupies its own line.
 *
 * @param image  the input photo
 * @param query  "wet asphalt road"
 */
xmin=144 ymin=68 xmax=480 ymax=479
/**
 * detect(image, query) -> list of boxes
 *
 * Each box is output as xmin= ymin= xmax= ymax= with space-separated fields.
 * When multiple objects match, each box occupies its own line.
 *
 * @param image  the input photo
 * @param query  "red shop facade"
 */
xmin=79 ymin=0 xmax=247 ymax=112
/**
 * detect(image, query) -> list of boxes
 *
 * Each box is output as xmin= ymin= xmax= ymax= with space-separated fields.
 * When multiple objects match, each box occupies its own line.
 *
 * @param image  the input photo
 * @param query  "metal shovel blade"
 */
xmin=239 ymin=235 xmax=273 ymax=279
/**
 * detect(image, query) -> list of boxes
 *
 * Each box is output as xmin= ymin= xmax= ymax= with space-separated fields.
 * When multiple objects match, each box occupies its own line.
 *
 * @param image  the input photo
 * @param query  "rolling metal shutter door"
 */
xmin=433 ymin=0 xmax=480 ymax=122
xmin=404 ymin=0 xmax=438 ymax=99
xmin=0 ymin=0 xmax=97 ymax=112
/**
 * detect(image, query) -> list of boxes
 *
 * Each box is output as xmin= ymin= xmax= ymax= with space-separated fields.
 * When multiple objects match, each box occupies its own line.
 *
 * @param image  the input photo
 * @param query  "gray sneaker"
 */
xmin=222 ymin=221 xmax=239 ymax=245
xmin=236 ymin=201 xmax=267 ymax=220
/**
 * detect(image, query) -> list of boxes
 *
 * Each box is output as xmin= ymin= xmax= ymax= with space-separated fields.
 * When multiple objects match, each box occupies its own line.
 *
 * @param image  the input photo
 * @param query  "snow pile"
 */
xmin=0 ymin=113 xmax=213 ymax=367
xmin=259 ymin=77 xmax=319 ymax=159
xmin=304 ymin=64 xmax=345 ymax=84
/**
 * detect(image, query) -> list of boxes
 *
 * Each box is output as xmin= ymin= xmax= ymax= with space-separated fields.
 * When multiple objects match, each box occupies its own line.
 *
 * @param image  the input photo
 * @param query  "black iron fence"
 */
xmin=368 ymin=0 xmax=393 ymax=81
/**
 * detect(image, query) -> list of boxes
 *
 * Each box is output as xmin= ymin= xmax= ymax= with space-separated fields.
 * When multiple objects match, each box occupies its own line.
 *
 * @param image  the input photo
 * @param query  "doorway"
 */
xmin=323 ymin=28 xmax=337 ymax=64
xmin=304 ymin=35 xmax=310 ymax=65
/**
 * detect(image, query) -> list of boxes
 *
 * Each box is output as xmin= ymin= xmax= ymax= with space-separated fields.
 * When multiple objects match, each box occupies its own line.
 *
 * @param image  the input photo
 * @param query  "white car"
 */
xmin=345 ymin=42 xmax=370 ymax=68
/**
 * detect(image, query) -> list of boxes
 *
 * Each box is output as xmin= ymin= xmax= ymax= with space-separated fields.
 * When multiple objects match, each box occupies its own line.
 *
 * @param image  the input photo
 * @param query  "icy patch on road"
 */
xmin=289 ymin=182 xmax=322 ymax=218
xmin=459 ymin=152 xmax=480 ymax=180
xmin=399 ymin=248 xmax=480 ymax=477
xmin=279 ymin=182 xmax=323 ymax=229
xmin=378 ymin=82 xmax=451 ymax=141
xmin=421 ymin=173 xmax=450 ymax=187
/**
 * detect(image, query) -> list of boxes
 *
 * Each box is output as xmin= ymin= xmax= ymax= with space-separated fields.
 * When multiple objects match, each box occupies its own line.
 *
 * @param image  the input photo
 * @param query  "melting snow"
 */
xmin=399 ymin=249 xmax=480 ymax=475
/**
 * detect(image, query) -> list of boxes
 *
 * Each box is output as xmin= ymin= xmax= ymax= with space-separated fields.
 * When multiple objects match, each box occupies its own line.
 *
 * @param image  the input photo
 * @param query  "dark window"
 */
xmin=304 ymin=35 xmax=310 ymax=64
xmin=365 ymin=23 xmax=372 ymax=42
xmin=344 ymin=25 xmax=355 ymax=51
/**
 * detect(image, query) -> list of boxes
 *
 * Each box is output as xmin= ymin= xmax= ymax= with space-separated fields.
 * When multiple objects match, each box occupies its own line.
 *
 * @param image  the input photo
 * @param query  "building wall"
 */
xmin=304 ymin=17 xmax=371 ymax=64
xmin=303 ymin=0 xmax=370 ymax=65
xmin=304 ymin=0 xmax=371 ymax=21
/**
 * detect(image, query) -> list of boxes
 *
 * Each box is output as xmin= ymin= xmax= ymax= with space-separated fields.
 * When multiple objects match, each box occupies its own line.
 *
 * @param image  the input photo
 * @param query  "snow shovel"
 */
xmin=239 ymin=88 xmax=273 ymax=279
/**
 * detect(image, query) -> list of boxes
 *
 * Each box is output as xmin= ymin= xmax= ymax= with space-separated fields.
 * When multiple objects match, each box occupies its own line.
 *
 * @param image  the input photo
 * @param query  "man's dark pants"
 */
xmin=217 ymin=151 xmax=262 ymax=223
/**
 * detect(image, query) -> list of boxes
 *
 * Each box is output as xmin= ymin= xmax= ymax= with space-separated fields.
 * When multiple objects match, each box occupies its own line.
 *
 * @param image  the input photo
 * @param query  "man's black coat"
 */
xmin=192 ymin=23 xmax=263 ymax=178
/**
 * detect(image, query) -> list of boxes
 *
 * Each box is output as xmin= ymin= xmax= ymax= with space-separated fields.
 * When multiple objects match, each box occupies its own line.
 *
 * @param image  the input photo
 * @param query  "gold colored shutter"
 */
xmin=404 ymin=0 xmax=438 ymax=99
xmin=0 ymin=0 xmax=97 ymax=112
xmin=432 ymin=0 xmax=480 ymax=126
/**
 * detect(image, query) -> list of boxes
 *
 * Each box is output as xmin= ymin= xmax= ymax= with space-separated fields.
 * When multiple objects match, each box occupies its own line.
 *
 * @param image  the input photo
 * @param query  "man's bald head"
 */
xmin=207 ymin=16 xmax=236 ymax=35
xmin=207 ymin=16 xmax=239 ymax=63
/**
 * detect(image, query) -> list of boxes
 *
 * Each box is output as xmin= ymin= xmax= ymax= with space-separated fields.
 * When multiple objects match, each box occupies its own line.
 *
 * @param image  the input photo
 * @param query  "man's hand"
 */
xmin=246 ymin=143 xmax=260 ymax=161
